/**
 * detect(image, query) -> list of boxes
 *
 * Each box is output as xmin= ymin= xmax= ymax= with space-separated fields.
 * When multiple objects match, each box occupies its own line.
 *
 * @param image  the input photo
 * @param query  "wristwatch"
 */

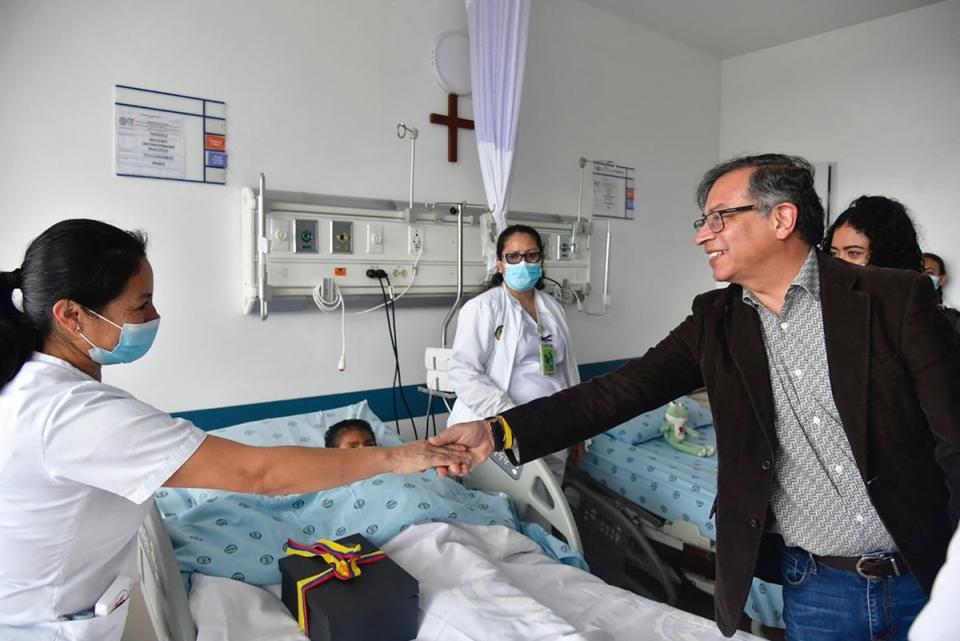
xmin=487 ymin=416 xmax=506 ymax=451
xmin=486 ymin=415 xmax=519 ymax=465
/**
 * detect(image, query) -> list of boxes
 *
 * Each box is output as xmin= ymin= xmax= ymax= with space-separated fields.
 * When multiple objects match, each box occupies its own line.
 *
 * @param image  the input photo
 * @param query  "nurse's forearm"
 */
xmin=253 ymin=445 xmax=398 ymax=494
xmin=164 ymin=435 xmax=464 ymax=495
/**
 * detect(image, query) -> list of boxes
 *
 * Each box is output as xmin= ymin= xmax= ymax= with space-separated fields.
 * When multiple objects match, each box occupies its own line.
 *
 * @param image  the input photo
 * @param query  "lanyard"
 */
xmin=537 ymin=321 xmax=556 ymax=375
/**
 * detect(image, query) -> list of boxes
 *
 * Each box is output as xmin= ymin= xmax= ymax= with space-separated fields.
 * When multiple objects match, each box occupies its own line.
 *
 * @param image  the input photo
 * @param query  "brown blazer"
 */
xmin=503 ymin=252 xmax=960 ymax=637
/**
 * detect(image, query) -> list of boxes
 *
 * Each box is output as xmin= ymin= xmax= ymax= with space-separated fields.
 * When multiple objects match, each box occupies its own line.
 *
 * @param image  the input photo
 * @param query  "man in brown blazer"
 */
xmin=434 ymin=154 xmax=960 ymax=640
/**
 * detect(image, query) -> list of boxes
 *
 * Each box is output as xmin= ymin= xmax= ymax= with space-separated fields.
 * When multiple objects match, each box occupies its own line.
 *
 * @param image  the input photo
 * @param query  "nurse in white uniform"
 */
xmin=0 ymin=219 xmax=470 ymax=641
xmin=446 ymin=224 xmax=583 ymax=481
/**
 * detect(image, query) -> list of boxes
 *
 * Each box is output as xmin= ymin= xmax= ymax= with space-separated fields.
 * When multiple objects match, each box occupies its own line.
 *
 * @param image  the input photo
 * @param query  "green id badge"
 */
xmin=540 ymin=343 xmax=557 ymax=375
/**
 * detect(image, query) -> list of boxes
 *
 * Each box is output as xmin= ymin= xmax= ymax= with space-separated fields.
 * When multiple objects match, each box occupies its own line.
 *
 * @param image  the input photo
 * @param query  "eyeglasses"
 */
xmin=693 ymin=204 xmax=757 ymax=233
xmin=501 ymin=250 xmax=542 ymax=264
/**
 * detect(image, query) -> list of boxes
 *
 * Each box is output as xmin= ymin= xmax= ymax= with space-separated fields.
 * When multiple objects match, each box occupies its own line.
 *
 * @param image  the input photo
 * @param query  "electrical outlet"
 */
xmin=408 ymin=225 xmax=424 ymax=255
xmin=557 ymin=234 xmax=572 ymax=260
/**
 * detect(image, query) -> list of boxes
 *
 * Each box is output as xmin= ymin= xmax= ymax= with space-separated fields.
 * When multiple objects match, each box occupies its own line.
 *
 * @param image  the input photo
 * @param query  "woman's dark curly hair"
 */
xmin=822 ymin=196 xmax=922 ymax=271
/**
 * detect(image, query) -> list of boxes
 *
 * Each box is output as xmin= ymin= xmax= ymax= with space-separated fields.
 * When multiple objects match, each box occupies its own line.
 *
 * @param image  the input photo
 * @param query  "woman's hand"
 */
xmin=387 ymin=441 xmax=473 ymax=477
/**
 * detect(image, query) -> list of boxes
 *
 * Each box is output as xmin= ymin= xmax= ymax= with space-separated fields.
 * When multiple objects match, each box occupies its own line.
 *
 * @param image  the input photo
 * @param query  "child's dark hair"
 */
xmin=324 ymin=419 xmax=376 ymax=447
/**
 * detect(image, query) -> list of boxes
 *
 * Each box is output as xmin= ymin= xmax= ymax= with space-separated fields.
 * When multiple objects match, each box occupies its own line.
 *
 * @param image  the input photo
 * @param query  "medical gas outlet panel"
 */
xmin=241 ymin=185 xmax=594 ymax=315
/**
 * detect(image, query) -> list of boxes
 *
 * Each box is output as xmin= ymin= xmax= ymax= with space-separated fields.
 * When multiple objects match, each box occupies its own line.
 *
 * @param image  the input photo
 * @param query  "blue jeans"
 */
xmin=781 ymin=546 xmax=928 ymax=641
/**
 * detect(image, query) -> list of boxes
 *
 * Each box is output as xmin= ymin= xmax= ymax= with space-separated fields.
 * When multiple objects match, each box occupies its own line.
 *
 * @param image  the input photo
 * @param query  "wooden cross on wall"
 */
xmin=430 ymin=93 xmax=474 ymax=162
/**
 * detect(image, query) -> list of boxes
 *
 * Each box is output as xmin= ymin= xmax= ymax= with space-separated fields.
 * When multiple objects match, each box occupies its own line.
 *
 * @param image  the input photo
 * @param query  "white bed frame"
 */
xmin=130 ymin=456 xmax=580 ymax=641
xmin=463 ymin=453 xmax=583 ymax=554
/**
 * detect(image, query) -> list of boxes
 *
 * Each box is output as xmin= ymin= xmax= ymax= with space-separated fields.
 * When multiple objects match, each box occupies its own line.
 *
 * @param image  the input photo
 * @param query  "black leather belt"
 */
xmin=814 ymin=553 xmax=904 ymax=580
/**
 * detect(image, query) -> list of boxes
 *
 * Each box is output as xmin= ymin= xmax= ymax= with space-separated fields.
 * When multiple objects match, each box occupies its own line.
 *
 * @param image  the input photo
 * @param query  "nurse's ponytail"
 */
xmin=0 ymin=267 xmax=37 ymax=387
xmin=0 ymin=220 xmax=147 ymax=388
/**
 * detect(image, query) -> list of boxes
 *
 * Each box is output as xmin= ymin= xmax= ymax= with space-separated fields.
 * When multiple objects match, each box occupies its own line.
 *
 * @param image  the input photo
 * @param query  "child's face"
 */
xmin=338 ymin=428 xmax=377 ymax=448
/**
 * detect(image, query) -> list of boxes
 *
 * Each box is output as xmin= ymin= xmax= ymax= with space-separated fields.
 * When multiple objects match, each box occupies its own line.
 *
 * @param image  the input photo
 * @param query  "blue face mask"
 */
xmin=503 ymin=262 xmax=542 ymax=292
xmin=79 ymin=308 xmax=160 ymax=365
xmin=929 ymin=274 xmax=942 ymax=290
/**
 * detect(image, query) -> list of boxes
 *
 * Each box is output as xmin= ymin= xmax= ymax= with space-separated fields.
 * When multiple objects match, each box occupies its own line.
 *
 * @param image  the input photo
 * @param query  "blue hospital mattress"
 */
xmin=580 ymin=413 xmax=784 ymax=629
xmin=155 ymin=401 xmax=582 ymax=586
xmin=580 ymin=430 xmax=717 ymax=536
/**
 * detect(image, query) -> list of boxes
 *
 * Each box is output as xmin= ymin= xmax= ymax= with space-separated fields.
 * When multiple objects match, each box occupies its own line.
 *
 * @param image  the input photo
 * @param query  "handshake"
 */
xmin=390 ymin=420 xmax=496 ymax=477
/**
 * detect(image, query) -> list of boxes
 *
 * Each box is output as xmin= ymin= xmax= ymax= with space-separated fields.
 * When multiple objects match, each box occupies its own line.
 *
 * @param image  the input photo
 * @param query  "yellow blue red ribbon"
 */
xmin=284 ymin=538 xmax=387 ymax=636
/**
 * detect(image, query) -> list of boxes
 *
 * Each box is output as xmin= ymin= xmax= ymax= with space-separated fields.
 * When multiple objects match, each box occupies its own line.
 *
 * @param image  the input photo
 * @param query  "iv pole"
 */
xmin=574 ymin=157 xmax=612 ymax=316
xmin=397 ymin=123 xmax=418 ymax=212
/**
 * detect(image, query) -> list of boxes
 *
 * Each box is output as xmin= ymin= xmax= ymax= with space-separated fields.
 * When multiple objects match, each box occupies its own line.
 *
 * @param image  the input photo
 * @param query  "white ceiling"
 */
xmin=577 ymin=0 xmax=944 ymax=59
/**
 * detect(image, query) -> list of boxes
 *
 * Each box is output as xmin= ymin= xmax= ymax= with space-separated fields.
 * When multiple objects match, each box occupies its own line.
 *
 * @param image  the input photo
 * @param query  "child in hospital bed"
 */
xmin=325 ymin=419 xmax=377 ymax=448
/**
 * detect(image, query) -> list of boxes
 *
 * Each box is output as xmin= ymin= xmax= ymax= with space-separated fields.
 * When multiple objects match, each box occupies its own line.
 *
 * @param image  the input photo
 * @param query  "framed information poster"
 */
xmin=591 ymin=161 xmax=635 ymax=220
xmin=115 ymin=85 xmax=226 ymax=184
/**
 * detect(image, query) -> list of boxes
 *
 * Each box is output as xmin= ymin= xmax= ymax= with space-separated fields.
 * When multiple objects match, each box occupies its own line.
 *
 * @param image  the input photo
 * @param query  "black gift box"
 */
xmin=279 ymin=533 xmax=419 ymax=641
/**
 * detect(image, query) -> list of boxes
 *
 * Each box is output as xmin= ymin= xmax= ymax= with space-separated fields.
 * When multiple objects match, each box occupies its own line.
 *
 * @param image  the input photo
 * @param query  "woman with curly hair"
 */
xmin=823 ymin=195 xmax=922 ymax=271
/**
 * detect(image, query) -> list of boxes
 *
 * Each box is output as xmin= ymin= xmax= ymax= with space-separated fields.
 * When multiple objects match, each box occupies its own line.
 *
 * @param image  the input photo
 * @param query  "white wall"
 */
xmin=0 ymin=0 xmax=719 ymax=412
xmin=720 ymin=0 xmax=960 ymax=307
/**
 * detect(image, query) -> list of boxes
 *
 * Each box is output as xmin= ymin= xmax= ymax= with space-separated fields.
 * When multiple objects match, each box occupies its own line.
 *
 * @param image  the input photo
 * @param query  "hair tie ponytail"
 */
xmin=2 ymin=265 xmax=37 ymax=388
xmin=1 ymin=268 xmax=23 ymax=294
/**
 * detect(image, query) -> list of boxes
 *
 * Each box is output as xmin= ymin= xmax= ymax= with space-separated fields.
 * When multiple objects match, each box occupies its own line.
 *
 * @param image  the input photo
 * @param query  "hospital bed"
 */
xmin=130 ymin=401 xmax=761 ymax=641
xmin=566 ymin=397 xmax=784 ymax=635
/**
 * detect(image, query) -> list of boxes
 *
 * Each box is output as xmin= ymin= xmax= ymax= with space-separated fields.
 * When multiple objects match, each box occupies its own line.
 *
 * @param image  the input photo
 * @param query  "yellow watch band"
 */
xmin=500 ymin=416 xmax=514 ymax=450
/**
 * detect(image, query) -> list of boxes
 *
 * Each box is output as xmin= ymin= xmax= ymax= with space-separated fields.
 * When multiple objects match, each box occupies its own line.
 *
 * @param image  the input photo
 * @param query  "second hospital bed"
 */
xmin=132 ymin=400 xmax=761 ymax=641
xmin=567 ymin=395 xmax=785 ymax=632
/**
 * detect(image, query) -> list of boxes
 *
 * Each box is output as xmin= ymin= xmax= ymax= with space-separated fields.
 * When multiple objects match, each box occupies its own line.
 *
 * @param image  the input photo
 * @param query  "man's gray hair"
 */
xmin=696 ymin=154 xmax=825 ymax=247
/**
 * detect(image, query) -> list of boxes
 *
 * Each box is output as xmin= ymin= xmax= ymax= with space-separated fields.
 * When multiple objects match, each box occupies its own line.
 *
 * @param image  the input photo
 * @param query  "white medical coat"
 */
xmin=0 ymin=352 xmax=206 ymax=641
xmin=910 ymin=524 xmax=960 ymax=641
xmin=446 ymin=286 xmax=580 ymax=475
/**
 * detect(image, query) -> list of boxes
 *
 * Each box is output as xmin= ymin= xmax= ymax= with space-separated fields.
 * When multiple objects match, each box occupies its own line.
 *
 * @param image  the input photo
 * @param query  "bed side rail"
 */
xmin=136 ymin=502 xmax=197 ymax=641
xmin=464 ymin=456 xmax=583 ymax=554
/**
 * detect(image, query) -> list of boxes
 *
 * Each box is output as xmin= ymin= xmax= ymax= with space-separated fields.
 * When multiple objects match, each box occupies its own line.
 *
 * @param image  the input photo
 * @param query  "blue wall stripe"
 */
xmin=172 ymin=358 xmax=632 ymax=431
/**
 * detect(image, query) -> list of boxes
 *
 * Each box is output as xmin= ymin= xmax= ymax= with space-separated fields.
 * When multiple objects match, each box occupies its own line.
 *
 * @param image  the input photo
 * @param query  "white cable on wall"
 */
xmin=311 ymin=282 xmax=347 ymax=371
xmin=310 ymin=248 xmax=424 ymax=371
xmin=345 ymin=248 xmax=424 ymax=317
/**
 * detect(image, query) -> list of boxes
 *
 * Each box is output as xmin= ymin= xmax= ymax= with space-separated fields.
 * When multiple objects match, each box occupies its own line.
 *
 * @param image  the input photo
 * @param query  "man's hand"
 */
xmin=387 ymin=441 xmax=472 ymax=476
xmin=428 ymin=420 xmax=495 ymax=476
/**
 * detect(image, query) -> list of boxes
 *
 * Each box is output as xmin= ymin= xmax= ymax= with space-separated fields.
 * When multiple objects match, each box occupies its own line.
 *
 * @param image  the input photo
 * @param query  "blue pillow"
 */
xmin=604 ymin=396 xmax=713 ymax=445
xmin=207 ymin=399 xmax=404 ymax=448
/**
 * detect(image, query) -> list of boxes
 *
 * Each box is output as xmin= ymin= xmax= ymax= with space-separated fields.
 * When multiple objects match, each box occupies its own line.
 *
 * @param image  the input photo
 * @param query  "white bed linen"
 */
xmin=188 ymin=521 xmax=758 ymax=641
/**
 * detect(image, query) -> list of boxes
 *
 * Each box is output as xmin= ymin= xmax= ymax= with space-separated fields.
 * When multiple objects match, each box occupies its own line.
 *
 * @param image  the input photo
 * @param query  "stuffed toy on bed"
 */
xmin=660 ymin=401 xmax=715 ymax=457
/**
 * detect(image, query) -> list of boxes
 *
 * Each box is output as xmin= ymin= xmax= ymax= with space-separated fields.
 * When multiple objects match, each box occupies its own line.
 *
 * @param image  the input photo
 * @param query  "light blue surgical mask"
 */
xmin=78 ymin=308 xmax=160 ymax=365
xmin=929 ymin=274 xmax=942 ymax=290
xmin=503 ymin=262 xmax=542 ymax=292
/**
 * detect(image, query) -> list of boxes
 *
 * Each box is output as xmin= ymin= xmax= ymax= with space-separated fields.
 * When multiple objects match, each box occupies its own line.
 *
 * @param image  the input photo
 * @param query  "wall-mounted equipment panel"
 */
xmin=241 ymin=177 xmax=595 ymax=317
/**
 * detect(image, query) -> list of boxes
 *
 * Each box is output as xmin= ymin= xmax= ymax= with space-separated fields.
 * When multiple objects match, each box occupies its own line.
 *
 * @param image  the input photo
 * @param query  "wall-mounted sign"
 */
xmin=115 ymin=85 xmax=226 ymax=184
xmin=591 ymin=161 xmax=635 ymax=220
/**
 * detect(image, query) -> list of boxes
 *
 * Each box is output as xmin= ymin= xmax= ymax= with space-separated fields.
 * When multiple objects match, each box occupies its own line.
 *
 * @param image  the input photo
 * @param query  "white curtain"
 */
xmin=466 ymin=0 xmax=531 ymax=272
